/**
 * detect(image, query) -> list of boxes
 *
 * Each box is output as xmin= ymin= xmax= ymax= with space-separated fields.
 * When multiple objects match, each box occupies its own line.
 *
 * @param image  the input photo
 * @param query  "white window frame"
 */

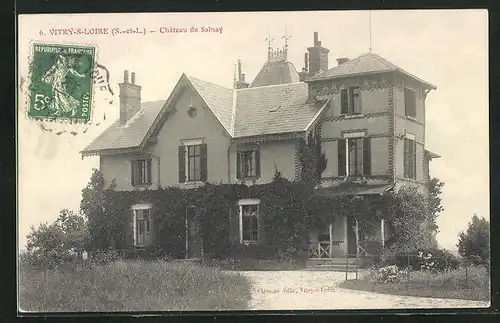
xmin=131 ymin=204 xmax=153 ymax=247
xmin=182 ymin=139 xmax=204 ymax=183
xmin=343 ymin=132 xmax=366 ymax=176
xmin=238 ymin=199 xmax=261 ymax=244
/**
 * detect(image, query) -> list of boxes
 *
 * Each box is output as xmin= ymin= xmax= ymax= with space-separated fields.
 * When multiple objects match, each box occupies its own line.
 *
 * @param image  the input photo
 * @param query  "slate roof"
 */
xmin=81 ymin=75 xmax=328 ymax=156
xmin=235 ymin=82 xmax=325 ymax=137
xmin=187 ymin=76 xmax=234 ymax=135
xmin=82 ymin=100 xmax=165 ymax=153
xmin=308 ymin=52 xmax=436 ymax=89
xmin=249 ymin=60 xmax=300 ymax=88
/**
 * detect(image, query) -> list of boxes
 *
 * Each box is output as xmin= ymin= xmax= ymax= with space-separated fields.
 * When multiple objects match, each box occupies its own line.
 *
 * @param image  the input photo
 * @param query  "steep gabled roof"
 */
xmin=249 ymin=60 xmax=300 ymax=88
xmin=81 ymin=100 xmax=165 ymax=154
xmin=82 ymin=76 xmax=329 ymax=156
xmin=187 ymin=76 xmax=234 ymax=135
xmin=307 ymin=52 xmax=436 ymax=90
xmin=234 ymin=82 xmax=326 ymax=137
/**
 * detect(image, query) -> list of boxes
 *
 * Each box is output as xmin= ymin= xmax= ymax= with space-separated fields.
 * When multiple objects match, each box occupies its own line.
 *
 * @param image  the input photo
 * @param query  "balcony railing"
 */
xmin=308 ymin=241 xmax=342 ymax=258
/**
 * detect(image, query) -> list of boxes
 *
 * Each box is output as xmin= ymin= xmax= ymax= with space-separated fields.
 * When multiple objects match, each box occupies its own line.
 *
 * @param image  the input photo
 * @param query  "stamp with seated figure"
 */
xmin=27 ymin=43 xmax=96 ymax=123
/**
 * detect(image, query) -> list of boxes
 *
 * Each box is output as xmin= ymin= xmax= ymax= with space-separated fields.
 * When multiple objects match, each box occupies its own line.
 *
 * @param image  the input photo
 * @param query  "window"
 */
xmin=341 ymin=87 xmax=362 ymax=115
xmin=132 ymin=206 xmax=152 ymax=247
xmin=338 ymin=136 xmax=371 ymax=177
xmin=404 ymin=137 xmax=417 ymax=179
xmin=187 ymin=145 xmax=201 ymax=181
xmin=237 ymin=147 xmax=260 ymax=179
xmin=131 ymin=159 xmax=152 ymax=186
xmin=240 ymin=203 xmax=259 ymax=243
xmin=178 ymin=142 xmax=207 ymax=183
xmin=404 ymin=86 xmax=416 ymax=118
xmin=238 ymin=199 xmax=260 ymax=243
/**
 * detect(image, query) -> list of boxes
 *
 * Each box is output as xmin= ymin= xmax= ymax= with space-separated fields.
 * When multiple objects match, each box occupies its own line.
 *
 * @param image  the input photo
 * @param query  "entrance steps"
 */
xmin=306 ymin=257 xmax=361 ymax=272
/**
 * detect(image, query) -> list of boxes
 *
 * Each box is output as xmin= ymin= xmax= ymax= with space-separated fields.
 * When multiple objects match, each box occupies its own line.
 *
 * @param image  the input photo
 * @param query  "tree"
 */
xmin=385 ymin=186 xmax=432 ymax=253
xmin=24 ymin=209 xmax=88 ymax=268
xmin=80 ymin=168 xmax=113 ymax=249
xmin=457 ymin=214 xmax=490 ymax=264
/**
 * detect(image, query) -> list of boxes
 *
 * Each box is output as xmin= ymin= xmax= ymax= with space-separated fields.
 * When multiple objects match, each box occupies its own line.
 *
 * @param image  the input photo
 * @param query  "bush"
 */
xmin=24 ymin=210 xmax=89 ymax=269
xmin=380 ymin=248 xmax=460 ymax=271
xmin=371 ymin=265 xmax=409 ymax=283
xmin=458 ymin=214 xmax=490 ymax=265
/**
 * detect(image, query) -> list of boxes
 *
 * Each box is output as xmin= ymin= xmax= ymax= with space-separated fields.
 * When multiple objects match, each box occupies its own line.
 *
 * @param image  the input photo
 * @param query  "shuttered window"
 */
xmin=338 ymin=137 xmax=371 ymax=177
xmin=404 ymin=87 xmax=416 ymax=118
xmin=236 ymin=147 xmax=260 ymax=179
xmin=179 ymin=143 xmax=208 ymax=183
xmin=131 ymin=159 xmax=152 ymax=186
xmin=404 ymin=138 xmax=417 ymax=179
xmin=340 ymin=87 xmax=362 ymax=115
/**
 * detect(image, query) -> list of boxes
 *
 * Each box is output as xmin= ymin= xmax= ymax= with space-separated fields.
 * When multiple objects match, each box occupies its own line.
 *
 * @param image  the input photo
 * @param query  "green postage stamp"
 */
xmin=27 ymin=43 xmax=96 ymax=123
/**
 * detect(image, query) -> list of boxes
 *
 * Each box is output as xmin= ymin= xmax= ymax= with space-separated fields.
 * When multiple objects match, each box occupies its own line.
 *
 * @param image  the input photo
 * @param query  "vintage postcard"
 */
xmin=17 ymin=10 xmax=490 ymax=312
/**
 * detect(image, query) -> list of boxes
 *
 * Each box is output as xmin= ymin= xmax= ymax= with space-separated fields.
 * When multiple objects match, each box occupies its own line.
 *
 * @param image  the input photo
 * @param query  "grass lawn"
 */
xmin=19 ymin=260 xmax=253 ymax=312
xmin=338 ymin=266 xmax=490 ymax=302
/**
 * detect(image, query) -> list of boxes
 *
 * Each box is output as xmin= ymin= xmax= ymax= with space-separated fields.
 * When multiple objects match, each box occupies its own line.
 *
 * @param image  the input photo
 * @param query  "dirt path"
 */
xmin=240 ymin=271 xmax=490 ymax=310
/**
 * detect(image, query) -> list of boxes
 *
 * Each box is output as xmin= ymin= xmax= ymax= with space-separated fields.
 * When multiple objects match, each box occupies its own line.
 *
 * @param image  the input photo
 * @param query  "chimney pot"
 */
xmin=131 ymin=72 xmax=136 ymax=84
xmin=124 ymin=70 xmax=129 ymax=83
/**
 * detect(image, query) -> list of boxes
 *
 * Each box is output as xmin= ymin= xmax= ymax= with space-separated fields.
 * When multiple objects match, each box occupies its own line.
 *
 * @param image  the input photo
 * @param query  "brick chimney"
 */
xmin=119 ymin=70 xmax=142 ymax=124
xmin=307 ymin=32 xmax=329 ymax=77
xmin=234 ymin=59 xmax=249 ymax=89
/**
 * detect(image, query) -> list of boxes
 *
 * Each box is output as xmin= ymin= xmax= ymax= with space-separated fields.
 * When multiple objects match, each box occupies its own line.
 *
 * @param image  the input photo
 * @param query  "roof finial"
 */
xmin=281 ymin=22 xmax=291 ymax=47
xmin=369 ymin=10 xmax=372 ymax=53
xmin=265 ymin=28 xmax=275 ymax=49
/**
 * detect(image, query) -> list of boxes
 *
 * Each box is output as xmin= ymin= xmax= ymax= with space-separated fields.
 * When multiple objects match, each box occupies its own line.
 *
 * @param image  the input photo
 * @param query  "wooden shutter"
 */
xmin=131 ymin=161 xmax=136 ymax=186
xmin=412 ymin=140 xmax=417 ymax=179
xmin=338 ymin=139 xmax=346 ymax=176
xmin=405 ymin=87 xmax=416 ymax=118
xmin=255 ymin=149 xmax=261 ymax=178
xmin=147 ymin=159 xmax=152 ymax=184
xmin=200 ymin=143 xmax=208 ymax=182
xmin=341 ymin=89 xmax=348 ymax=114
xmin=403 ymin=139 xmax=409 ymax=178
xmin=178 ymin=145 xmax=186 ymax=183
xmin=236 ymin=151 xmax=241 ymax=179
xmin=363 ymin=137 xmax=371 ymax=176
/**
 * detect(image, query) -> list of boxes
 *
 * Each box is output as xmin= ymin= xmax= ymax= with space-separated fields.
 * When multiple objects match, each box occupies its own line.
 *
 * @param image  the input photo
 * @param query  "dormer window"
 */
xmin=341 ymin=86 xmax=362 ymax=115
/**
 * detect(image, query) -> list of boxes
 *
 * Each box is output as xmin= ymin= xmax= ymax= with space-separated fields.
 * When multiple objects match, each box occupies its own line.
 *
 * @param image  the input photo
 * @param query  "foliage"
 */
xmin=299 ymin=125 xmax=327 ymax=189
xmin=372 ymin=265 xmax=409 ymax=283
xmin=340 ymin=265 xmax=490 ymax=301
xmin=80 ymin=168 xmax=114 ymax=249
xmin=380 ymin=248 xmax=460 ymax=271
xmin=384 ymin=185 xmax=437 ymax=253
xmin=457 ymin=214 xmax=490 ymax=265
xmin=19 ymin=260 xmax=252 ymax=311
xmin=23 ymin=209 xmax=89 ymax=269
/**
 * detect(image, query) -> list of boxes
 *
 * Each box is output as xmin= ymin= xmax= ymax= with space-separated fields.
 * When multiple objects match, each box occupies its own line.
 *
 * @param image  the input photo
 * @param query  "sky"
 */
xmin=17 ymin=10 xmax=489 ymax=251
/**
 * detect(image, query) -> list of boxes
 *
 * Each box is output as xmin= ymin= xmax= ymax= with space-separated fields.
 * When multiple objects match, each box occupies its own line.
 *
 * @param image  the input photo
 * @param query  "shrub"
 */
xmin=24 ymin=209 xmax=89 ymax=269
xmin=458 ymin=214 xmax=490 ymax=265
xmin=371 ymin=265 xmax=409 ymax=283
xmin=379 ymin=248 xmax=460 ymax=271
